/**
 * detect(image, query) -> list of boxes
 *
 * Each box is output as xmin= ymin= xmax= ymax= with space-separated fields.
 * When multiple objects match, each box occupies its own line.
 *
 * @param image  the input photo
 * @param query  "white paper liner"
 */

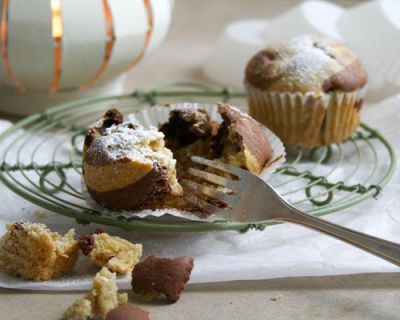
xmin=82 ymin=103 xmax=286 ymax=223
xmin=245 ymin=82 xmax=367 ymax=109
xmin=245 ymin=83 xmax=367 ymax=146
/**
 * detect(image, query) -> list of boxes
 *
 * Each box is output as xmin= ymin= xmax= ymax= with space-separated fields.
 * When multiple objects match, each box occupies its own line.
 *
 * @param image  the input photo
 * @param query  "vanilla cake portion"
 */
xmin=0 ymin=221 xmax=79 ymax=281
xmin=63 ymin=267 xmax=128 ymax=320
xmin=79 ymin=230 xmax=142 ymax=275
xmin=83 ymin=109 xmax=182 ymax=210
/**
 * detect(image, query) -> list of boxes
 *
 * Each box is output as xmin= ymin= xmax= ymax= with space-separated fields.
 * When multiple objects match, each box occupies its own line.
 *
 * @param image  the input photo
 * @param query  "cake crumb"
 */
xmin=131 ymin=255 xmax=194 ymax=303
xmin=34 ymin=210 xmax=48 ymax=219
xmin=63 ymin=267 xmax=127 ymax=320
xmin=0 ymin=221 xmax=79 ymax=281
xmin=79 ymin=230 xmax=142 ymax=275
xmin=270 ymin=294 xmax=283 ymax=301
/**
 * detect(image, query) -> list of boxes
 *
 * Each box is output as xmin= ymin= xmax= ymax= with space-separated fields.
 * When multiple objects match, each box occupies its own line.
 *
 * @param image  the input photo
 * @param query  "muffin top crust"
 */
xmin=84 ymin=120 xmax=168 ymax=167
xmin=82 ymin=109 xmax=182 ymax=210
xmin=245 ymin=35 xmax=367 ymax=95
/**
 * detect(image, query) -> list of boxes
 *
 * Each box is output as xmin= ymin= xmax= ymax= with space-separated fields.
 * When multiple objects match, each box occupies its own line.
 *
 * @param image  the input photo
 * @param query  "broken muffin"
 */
xmin=83 ymin=109 xmax=182 ymax=210
xmin=83 ymin=104 xmax=273 ymax=213
xmin=0 ymin=221 xmax=79 ymax=281
xmin=79 ymin=229 xmax=142 ymax=275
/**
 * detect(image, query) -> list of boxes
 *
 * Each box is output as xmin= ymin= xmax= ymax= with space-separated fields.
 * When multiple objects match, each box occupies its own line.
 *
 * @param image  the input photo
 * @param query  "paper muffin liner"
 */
xmin=82 ymin=103 xmax=286 ymax=223
xmin=245 ymin=83 xmax=367 ymax=147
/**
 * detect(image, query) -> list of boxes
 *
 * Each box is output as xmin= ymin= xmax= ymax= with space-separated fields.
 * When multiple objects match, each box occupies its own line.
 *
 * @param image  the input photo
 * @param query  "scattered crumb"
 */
xmin=63 ymin=267 xmax=128 ymax=320
xmin=270 ymin=294 xmax=283 ymax=302
xmin=131 ymin=255 xmax=194 ymax=303
xmin=241 ymin=298 xmax=246 ymax=303
xmin=79 ymin=231 xmax=142 ymax=275
xmin=34 ymin=210 xmax=48 ymax=219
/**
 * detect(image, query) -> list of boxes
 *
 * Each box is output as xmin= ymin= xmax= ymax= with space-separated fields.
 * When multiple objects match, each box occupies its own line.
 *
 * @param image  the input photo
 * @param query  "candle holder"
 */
xmin=0 ymin=0 xmax=174 ymax=115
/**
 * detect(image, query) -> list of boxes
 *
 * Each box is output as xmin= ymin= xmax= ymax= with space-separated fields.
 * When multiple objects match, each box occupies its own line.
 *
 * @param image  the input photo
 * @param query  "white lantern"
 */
xmin=0 ymin=0 xmax=174 ymax=115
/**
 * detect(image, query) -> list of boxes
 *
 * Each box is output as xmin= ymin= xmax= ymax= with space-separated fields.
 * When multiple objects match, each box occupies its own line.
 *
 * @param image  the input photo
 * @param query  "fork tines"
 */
xmin=181 ymin=156 xmax=240 ymax=215
xmin=190 ymin=156 xmax=244 ymax=178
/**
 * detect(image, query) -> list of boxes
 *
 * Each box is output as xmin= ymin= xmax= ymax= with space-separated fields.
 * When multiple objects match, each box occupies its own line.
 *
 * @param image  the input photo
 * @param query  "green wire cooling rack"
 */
xmin=0 ymin=82 xmax=396 ymax=232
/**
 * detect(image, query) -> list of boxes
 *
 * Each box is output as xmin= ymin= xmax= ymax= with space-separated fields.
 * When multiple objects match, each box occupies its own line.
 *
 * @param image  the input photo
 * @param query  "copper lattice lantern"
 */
xmin=0 ymin=0 xmax=174 ymax=115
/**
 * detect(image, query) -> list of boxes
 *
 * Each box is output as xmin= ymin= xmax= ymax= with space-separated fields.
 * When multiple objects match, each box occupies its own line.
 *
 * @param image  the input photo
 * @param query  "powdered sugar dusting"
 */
xmin=283 ymin=35 xmax=335 ymax=84
xmin=87 ymin=121 xmax=168 ymax=165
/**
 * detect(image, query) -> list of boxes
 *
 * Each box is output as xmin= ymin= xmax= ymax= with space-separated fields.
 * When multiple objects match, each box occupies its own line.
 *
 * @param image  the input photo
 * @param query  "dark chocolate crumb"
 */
xmin=103 ymin=109 xmax=124 ymax=128
xmin=131 ymin=255 xmax=194 ymax=303
xmin=78 ymin=229 xmax=105 ymax=256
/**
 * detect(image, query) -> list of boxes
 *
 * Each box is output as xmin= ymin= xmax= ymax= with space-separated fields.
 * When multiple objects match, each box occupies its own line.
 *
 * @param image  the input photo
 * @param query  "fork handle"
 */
xmin=281 ymin=206 xmax=400 ymax=267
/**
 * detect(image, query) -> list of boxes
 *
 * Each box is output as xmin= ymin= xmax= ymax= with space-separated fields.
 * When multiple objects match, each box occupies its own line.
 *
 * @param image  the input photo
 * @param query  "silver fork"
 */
xmin=182 ymin=156 xmax=400 ymax=267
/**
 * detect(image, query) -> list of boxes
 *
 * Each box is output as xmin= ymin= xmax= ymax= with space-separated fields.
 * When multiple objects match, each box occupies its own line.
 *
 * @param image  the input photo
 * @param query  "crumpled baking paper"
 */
xmin=0 ymin=96 xmax=399 ymax=290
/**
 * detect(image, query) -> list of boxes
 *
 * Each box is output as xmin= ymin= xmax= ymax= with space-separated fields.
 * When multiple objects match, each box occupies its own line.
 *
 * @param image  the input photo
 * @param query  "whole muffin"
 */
xmin=245 ymin=35 xmax=367 ymax=147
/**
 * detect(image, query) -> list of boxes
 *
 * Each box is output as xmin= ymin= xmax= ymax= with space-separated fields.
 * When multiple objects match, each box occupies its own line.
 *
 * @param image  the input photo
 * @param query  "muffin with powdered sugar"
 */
xmin=245 ymin=35 xmax=367 ymax=147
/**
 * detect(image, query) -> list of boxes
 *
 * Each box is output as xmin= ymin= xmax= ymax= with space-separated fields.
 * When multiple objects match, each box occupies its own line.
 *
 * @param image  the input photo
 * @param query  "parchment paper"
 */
xmin=0 ymin=97 xmax=399 ymax=290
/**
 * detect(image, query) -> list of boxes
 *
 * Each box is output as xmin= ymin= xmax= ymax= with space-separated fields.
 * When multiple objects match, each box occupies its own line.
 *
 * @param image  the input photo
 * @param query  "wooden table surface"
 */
xmin=2 ymin=1 xmax=399 ymax=319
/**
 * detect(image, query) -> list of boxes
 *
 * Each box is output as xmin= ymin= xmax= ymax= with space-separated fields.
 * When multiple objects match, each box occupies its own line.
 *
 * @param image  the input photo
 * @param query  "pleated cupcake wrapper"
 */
xmin=245 ymin=84 xmax=367 ymax=147
xmin=82 ymin=103 xmax=286 ymax=223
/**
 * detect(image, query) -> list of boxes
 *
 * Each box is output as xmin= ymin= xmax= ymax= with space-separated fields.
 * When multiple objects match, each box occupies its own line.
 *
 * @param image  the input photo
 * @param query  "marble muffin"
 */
xmin=83 ymin=104 xmax=272 ymax=213
xmin=161 ymin=103 xmax=272 ymax=175
xmin=83 ymin=109 xmax=182 ymax=211
xmin=245 ymin=35 xmax=368 ymax=147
